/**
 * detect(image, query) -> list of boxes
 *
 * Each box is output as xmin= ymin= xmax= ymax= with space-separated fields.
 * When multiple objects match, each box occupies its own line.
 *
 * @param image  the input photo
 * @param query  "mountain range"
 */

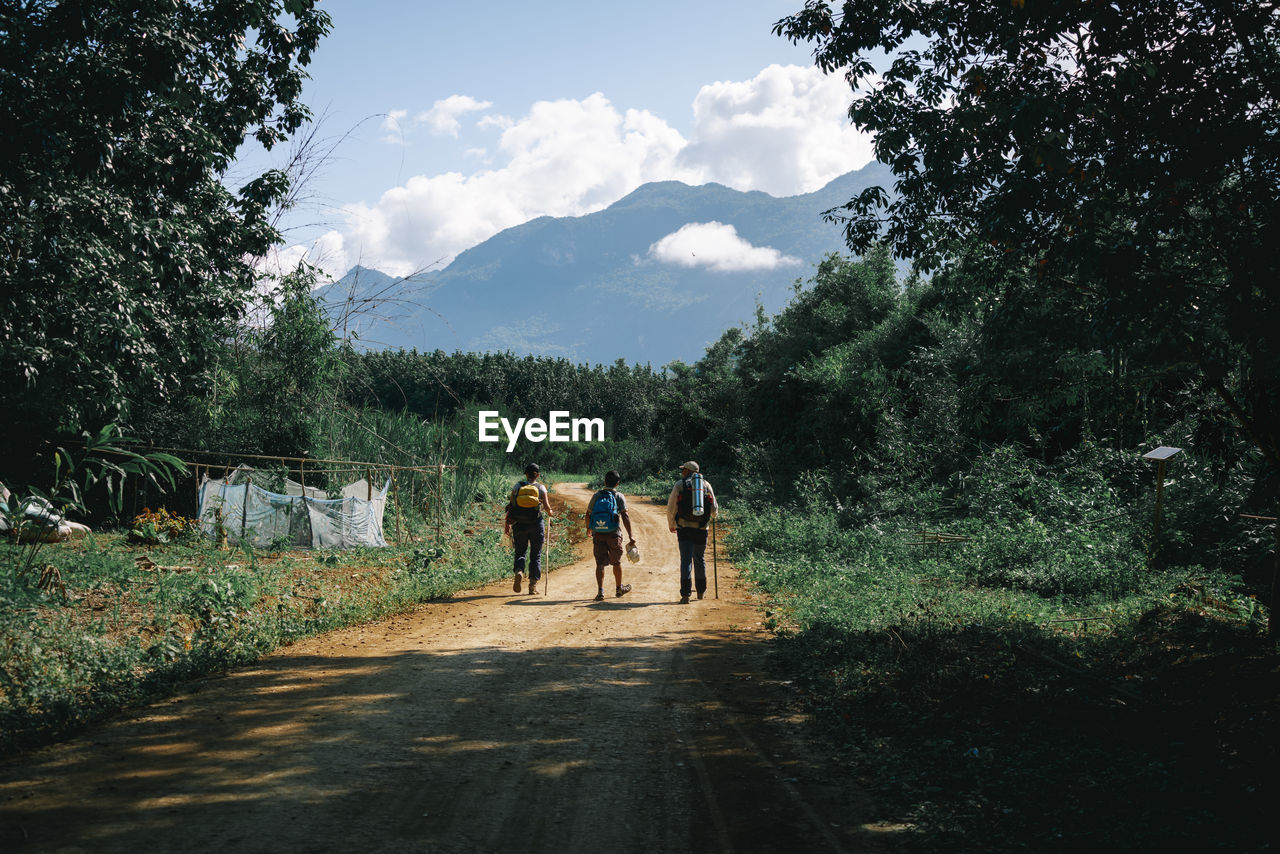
xmin=317 ymin=160 xmax=894 ymax=367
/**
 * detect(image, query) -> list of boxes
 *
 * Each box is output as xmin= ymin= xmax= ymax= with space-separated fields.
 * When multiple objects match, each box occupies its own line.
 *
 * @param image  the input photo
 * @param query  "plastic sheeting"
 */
xmin=0 ymin=493 xmax=91 ymax=542
xmin=198 ymin=474 xmax=390 ymax=549
xmin=284 ymin=478 xmax=327 ymax=500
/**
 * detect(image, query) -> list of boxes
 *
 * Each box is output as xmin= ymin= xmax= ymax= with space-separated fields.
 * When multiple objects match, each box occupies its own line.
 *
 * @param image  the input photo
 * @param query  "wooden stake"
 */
xmin=1150 ymin=458 xmax=1168 ymax=564
xmin=393 ymin=473 xmax=401 ymax=545
xmin=241 ymin=475 xmax=250 ymax=542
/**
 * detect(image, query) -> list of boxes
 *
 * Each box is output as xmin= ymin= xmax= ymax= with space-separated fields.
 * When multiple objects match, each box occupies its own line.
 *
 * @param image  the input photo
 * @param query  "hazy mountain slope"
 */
xmin=320 ymin=161 xmax=894 ymax=366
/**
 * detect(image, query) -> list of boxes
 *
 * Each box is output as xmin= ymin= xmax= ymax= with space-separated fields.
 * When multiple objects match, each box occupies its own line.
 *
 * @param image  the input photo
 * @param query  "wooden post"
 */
xmin=1150 ymin=458 xmax=1168 ymax=564
xmin=394 ymin=473 xmax=402 ymax=545
xmin=300 ymin=459 xmax=306 ymax=494
xmin=215 ymin=506 xmax=228 ymax=550
xmin=436 ymin=463 xmax=444 ymax=546
xmin=241 ymin=475 xmax=250 ymax=541
xmin=1142 ymin=447 xmax=1181 ymax=565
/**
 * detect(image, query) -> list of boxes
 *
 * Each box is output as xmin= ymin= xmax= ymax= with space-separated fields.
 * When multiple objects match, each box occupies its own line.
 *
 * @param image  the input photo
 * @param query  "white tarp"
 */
xmin=198 ymin=472 xmax=390 ymax=549
xmin=284 ymin=478 xmax=327 ymax=499
xmin=0 ymin=488 xmax=91 ymax=542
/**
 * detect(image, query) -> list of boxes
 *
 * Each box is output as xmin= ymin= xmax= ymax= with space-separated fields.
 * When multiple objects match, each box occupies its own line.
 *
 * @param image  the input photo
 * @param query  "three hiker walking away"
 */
xmin=667 ymin=460 xmax=717 ymax=604
xmin=585 ymin=470 xmax=637 ymax=600
xmin=505 ymin=463 xmax=553 ymax=595
xmin=505 ymin=462 xmax=717 ymax=605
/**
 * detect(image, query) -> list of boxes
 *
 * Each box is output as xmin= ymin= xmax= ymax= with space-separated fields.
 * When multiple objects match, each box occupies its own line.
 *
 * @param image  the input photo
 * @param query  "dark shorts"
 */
xmin=592 ymin=531 xmax=624 ymax=567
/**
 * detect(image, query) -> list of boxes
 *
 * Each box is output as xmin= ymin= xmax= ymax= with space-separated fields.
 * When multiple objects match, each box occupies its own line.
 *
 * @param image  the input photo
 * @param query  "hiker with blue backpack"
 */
xmin=585 ymin=470 xmax=637 ymax=601
xmin=667 ymin=460 xmax=717 ymax=604
xmin=504 ymin=462 xmax=554 ymax=595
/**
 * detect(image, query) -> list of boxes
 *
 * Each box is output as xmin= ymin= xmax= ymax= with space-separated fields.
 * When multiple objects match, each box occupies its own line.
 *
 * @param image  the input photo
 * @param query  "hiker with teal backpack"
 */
xmin=505 ymin=462 xmax=553 ymax=595
xmin=667 ymin=460 xmax=717 ymax=604
xmin=585 ymin=469 xmax=636 ymax=601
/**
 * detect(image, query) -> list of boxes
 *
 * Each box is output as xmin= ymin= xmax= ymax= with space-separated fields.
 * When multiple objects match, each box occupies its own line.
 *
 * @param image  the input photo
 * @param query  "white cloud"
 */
xmin=648 ymin=222 xmax=801 ymax=273
xmin=335 ymin=94 xmax=699 ymax=275
xmin=261 ymin=230 xmax=349 ymax=283
xmin=679 ymin=64 xmax=876 ymax=196
xmin=417 ymin=95 xmax=493 ymax=137
xmin=300 ymin=65 xmax=874 ymax=275
xmin=477 ymin=114 xmax=513 ymax=131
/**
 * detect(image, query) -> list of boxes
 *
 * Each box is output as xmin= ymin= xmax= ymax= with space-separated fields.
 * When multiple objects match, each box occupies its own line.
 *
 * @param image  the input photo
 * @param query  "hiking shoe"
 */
xmin=696 ymin=591 xmax=705 ymax=600
xmin=513 ymin=572 xmax=524 ymax=593
xmin=593 ymin=591 xmax=605 ymax=601
xmin=616 ymin=584 xmax=632 ymax=598
xmin=679 ymin=595 xmax=690 ymax=604
xmin=529 ymin=580 xmax=539 ymax=595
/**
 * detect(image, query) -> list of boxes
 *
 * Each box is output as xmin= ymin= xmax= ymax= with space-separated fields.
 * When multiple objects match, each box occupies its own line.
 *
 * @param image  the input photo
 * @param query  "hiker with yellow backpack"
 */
xmin=504 ymin=462 xmax=554 ymax=595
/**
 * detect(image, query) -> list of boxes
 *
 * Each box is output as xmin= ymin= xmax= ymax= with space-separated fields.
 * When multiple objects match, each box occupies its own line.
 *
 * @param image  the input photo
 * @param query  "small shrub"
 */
xmin=129 ymin=508 xmax=199 ymax=545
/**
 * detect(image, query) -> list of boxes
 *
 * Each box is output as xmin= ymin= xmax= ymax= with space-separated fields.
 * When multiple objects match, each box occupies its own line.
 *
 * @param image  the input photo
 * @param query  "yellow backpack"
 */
xmin=510 ymin=480 xmax=542 ymax=522
xmin=515 ymin=482 xmax=541 ymax=508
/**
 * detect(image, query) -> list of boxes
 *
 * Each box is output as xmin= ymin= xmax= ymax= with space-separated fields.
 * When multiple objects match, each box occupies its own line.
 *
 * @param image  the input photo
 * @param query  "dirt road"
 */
xmin=0 ymin=484 xmax=872 ymax=853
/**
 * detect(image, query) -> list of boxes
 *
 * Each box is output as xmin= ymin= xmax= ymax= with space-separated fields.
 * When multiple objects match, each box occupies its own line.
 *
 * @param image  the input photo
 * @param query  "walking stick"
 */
xmin=712 ymin=516 xmax=719 ymax=599
xmin=543 ymin=515 xmax=551 ymax=596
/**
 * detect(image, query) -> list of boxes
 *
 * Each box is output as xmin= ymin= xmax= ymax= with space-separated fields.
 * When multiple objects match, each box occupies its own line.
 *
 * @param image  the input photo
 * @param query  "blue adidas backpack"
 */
xmin=589 ymin=489 xmax=620 ymax=533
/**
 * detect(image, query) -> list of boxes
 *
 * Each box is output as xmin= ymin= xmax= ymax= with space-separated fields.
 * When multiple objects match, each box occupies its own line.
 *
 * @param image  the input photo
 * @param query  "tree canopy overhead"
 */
xmin=776 ymin=0 xmax=1280 ymax=471
xmin=0 ymin=0 xmax=331 ymax=451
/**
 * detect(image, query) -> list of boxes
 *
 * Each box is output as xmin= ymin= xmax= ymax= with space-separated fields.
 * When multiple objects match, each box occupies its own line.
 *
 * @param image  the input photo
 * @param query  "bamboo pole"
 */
xmin=436 ymin=464 xmax=444 ymax=547
xmin=393 ymin=473 xmax=401 ymax=545
xmin=75 ymin=442 xmax=456 ymax=473
xmin=240 ymin=475 xmax=250 ymax=541
xmin=543 ymin=515 xmax=550 ymax=597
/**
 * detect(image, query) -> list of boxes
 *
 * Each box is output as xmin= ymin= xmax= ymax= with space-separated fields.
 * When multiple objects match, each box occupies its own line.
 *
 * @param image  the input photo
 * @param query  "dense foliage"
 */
xmin=774 ymin=0 xmax=1280 ymax=479
xmin=0 ymin=0 xmax=331 ymax=477
xmin=340 ymin=348 xmax=673 ymax=473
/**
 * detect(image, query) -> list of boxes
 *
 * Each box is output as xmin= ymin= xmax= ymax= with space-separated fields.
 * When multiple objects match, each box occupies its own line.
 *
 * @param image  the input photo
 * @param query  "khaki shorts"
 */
xmin=592 ymin=531 xmax=624 ymax=567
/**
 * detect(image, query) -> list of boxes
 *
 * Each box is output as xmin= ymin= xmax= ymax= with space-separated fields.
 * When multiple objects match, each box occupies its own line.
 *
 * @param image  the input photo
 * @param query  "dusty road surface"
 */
xmin=0 ymin=484 xmax=873 ymax=853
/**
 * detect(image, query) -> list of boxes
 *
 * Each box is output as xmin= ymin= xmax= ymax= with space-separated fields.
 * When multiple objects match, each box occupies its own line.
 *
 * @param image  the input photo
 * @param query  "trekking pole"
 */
xmin=712 ymin=516 xmax=719 ymax=599
xmin=543 ymin=515 xmax=551 ymax=597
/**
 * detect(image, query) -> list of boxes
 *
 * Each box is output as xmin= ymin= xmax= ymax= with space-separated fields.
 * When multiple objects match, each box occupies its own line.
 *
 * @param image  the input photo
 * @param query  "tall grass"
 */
xmin=725 ymin=443 xmax=1272 ymax=852
xmin=316 ymin=405 xmax=513 ymax=525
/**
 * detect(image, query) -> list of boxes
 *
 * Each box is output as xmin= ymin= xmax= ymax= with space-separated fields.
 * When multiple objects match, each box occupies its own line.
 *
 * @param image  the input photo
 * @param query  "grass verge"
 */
xmin=729 ymin=506 xmax=1276 ymax=852
xmin=0 ymin=492 xmax=577 ymax=758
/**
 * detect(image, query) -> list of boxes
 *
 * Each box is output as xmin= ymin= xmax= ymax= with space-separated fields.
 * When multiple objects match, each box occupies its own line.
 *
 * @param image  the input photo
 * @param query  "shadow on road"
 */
xmin=0 ymin=628 xmax=868 ymax=854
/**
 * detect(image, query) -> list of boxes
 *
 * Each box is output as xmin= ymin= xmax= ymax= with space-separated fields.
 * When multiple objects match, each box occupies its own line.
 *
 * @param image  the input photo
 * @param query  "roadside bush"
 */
xmin=129 ymin=508 xmax=199 ymax=545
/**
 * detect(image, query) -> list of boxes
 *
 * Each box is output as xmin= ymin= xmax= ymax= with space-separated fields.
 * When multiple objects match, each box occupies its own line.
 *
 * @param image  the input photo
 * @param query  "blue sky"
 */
xmin=241 ymin=0 xmax=876 ymax=279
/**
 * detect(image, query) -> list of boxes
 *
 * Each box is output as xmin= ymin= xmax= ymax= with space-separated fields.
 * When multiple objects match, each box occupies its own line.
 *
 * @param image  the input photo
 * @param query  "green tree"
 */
xmin=776 ymin=0 xmax=1280 ymax=475
xmin=193 ymin=263 xmax=338 ymax=458
xmin=0 ymin=0 xmax=331 ymax=466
